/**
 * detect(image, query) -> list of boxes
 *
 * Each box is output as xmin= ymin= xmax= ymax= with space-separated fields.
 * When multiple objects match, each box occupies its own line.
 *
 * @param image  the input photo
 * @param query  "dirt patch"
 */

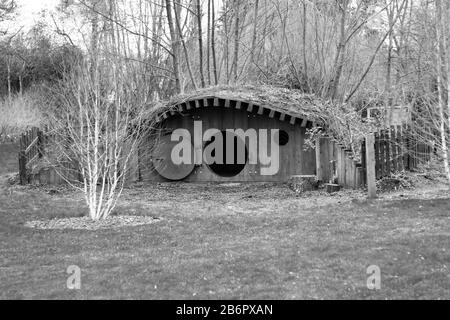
xmin=24 ymin=215 xmax=161 ymax=230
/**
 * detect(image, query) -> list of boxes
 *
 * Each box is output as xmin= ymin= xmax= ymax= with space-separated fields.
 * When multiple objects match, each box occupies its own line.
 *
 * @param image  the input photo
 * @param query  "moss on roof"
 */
xmin=153 ymin=85 xmax=331 ymax=126
xmin=146 ymin=85 xmax=371 ymax=159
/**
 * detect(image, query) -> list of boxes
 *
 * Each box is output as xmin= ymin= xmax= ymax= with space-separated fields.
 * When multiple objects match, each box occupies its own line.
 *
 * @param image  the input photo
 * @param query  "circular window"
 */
xmin=276 ymin=130 xmax=290 ymax=146
xmin=204 ymin=131 xmax=248 ymax=177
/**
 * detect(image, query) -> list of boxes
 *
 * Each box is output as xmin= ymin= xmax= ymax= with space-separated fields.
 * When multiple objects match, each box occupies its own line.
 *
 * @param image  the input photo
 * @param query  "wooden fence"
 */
xmin=316 ymin=124 xmax=432 ymax=189
xmin=372 ymin=125 xmax=432 ymax=179
xmin=18 ymin=127 xmax=81 ymax=185
xmin=18 ymin=127 xmax=44 ymax=184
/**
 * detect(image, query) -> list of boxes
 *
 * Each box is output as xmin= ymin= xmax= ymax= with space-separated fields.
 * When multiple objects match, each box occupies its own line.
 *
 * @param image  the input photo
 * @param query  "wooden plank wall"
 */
xmin=317 ymin=137 xmax=365 ymax=189
xmin=139 ymin=103 xmax=317 ymax=183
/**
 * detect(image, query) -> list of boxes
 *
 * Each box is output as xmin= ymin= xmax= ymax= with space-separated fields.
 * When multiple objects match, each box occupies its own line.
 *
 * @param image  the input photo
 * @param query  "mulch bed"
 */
xmin=24 ymin=215 xmax=161 ymax=231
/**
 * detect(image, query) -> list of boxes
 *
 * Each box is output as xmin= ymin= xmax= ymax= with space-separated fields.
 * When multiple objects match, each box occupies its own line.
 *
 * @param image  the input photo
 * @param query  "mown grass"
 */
xmin=0 ymin=183 xmax=449 ymax=299
xmin=0 ymin=143 xmax=18 ymax=175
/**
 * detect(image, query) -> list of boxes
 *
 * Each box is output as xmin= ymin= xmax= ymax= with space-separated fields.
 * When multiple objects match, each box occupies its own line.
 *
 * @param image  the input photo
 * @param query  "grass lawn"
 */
xmin=0 ymin=143 xmax=18 ymax=176
xmin=0 ymin=182 xmax=449 ymax=299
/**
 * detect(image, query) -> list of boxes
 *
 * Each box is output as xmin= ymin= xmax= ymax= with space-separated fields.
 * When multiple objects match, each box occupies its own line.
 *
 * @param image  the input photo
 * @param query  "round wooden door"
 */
xmin=152 ymin=135 xmax=195 ymax=181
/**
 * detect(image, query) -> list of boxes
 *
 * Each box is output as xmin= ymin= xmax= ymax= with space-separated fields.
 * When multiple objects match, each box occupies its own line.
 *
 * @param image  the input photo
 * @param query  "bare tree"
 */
xmin=232 ymin=0 xmax=240 ymax=82
xmin=250 ymin=0 xmax=259 ymax=66
xmin=211 ymin=0 xmax=218 ymax=85
xmin=173 ymin=0 xmax=198 ymax=90
xmin=324 ymin=0 xmax=349 ymax=100
xmin=196 ymin=0 xmax=206 ymax=87
xmin=165 ymin=0 xmax=182 ymax=92
xmin=207 ymin=0 xmax=211 ymax=85
xmin=50 ymin=59 xmax=156 ymax=220
xmin=435 ymin=0 xmax=450 ymax=182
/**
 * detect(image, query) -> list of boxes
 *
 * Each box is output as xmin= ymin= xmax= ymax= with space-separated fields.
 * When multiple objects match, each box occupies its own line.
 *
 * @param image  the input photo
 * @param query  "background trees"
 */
xmin=0 ymin=0 xmax=448 ymax=102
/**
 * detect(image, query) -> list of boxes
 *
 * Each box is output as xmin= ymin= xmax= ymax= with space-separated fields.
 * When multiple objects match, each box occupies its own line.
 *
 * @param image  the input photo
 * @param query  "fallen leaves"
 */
xmin=24 ymin=215 xmax=161 ymax=231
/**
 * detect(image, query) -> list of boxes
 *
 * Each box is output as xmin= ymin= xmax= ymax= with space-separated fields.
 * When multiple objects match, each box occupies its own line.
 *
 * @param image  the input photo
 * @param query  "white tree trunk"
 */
xmin=436 ymin=0 xmax=450 ymax=184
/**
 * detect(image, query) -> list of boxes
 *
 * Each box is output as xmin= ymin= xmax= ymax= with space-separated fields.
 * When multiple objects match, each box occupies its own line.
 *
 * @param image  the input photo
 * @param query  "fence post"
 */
xmin=37 ymin=129 xmax=44 ymax=158
xmin=361 ymin=138 xmax=367 ymax=186
xmin=366 ymin=133 xmax=377 ymax=199
xmin=19 ymin=150 xmax=27 ymax=185
xmin=315 ymin=137 xmax=323 ymax=181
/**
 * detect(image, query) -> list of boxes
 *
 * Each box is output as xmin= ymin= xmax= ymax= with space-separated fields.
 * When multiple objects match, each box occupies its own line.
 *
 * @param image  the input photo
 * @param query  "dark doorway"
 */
xmin=204 ymin=131 xmax=248 ymax=177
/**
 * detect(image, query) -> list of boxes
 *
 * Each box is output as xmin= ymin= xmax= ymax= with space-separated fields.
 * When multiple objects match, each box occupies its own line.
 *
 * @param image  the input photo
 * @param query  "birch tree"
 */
xmin=435 ymin=0 xmax=450 ymax=182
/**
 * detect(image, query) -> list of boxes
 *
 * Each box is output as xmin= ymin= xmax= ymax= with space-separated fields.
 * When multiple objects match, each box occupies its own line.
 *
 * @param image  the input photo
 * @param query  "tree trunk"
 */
xmin=325 ymin=0 xmax=348 ymax=100
xmin=302 ymin=0 xmax=309 ymax=92
xmin=233 ymin=0 xmax=240 ymax=82
xmin=224 ymin=0 xmax=230 ymax=84
xmin=207 ymin=0 xmax=211 ymax=85
xmin=89 ymin=3 xmax=100 ymax=78
xmin=173 ymin=0 xmax=198 ymax=90
xmin=196 ymin=0 xmax=206 ymax=88
xmin=250 ymin=0 xmax=259 ymax=66
xmin=211 ymin=0 xmax=218 ymax=85
xmin=7 ymin=57 xmax=11 ymax=102
xmin=165 ymin=0 xmax=182 ymax=93
xmin=385 ymin=1 xmax=395 ymax=126
xmin=435 ymin=0 xmax=450 ymax=183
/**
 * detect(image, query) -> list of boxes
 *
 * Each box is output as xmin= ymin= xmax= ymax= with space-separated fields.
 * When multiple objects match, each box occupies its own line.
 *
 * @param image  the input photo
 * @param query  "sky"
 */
xmin=13 ymin=0 xmax=59 ymax=30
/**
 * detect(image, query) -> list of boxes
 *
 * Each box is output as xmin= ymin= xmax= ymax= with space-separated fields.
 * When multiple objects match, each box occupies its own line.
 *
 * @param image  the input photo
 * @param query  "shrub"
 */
xmin=0 ymin=92 xmax=42 ymax=142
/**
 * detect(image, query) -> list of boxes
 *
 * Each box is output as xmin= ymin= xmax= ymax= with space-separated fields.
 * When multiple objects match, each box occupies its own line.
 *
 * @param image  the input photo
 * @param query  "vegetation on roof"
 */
xmin=164 ymin=85 xmax=330 ymax=125
xmin=149 ymin=85 xmax=377 ymax=159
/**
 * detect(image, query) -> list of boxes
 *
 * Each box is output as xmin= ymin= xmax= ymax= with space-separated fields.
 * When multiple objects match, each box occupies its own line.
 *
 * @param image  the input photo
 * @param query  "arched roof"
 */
xmin=151 ymin=85 xmax=330 ymax=127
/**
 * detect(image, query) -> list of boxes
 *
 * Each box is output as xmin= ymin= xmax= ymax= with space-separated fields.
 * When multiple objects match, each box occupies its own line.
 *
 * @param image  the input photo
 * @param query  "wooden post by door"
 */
xmin=365 ymin=133 xmax=377 ymax=198
xmin=315 ymin=137 xmax=322 ymax=181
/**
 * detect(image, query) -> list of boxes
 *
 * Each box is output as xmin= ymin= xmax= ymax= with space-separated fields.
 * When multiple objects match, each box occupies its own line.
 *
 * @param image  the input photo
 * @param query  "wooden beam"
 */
xmin=269 ymin=110 xmax=275 ymax=118
xmin=185 ymin=101 xmax=192 ymax=110
xmin=24 ymin=137 xmax=39 ymax=154
xmin=290 ymin=116 xmax=297 ymax=125
xmin=213 ymin=98 xmax=219 ymax=107
xmin=203 ymin=98 xmax=209 ymax=107
xmin=258 ymin=106 xmax=264 ymax=115
xmin=301 ymin=118 xmax=308 ymax=127
xmin=235 ymin=101 xmax=241 ymax=109
xmin=194 ymin=121 xmax=203 ymax=165
xmin=225 ymin=99 xmax=230 ymax=108
xmin=195 ymin=100 xmax=201 ymax=108
xmin=247 ymin=103 xmax=254 ymax=112
xmin=365 ymin=133 xmax=377 ymax=198
xmin=279 ymin=113 xmax=286 ymax=121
